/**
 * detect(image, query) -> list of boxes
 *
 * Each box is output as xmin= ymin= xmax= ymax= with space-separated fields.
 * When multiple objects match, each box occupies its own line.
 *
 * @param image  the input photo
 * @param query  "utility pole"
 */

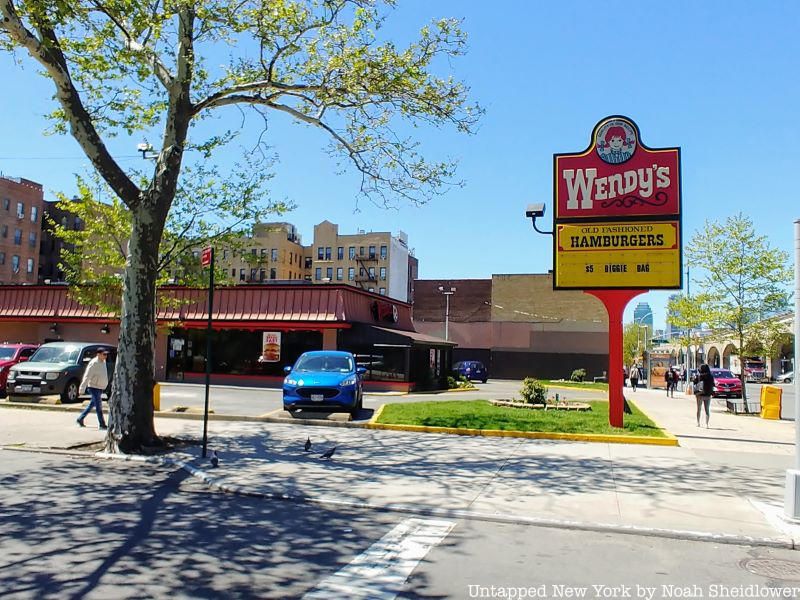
xmin=438 ymin=285 xmax=456 ymax=341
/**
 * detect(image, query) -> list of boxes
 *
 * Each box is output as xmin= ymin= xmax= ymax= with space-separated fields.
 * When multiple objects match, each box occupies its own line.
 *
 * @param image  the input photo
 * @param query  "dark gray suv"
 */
xmin=7 ymin=342 xmax=116 ymax=403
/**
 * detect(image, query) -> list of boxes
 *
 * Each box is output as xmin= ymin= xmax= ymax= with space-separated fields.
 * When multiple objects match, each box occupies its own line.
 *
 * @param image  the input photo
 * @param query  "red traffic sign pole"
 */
xmin=201 ymin=247 xmax=214 ymax=458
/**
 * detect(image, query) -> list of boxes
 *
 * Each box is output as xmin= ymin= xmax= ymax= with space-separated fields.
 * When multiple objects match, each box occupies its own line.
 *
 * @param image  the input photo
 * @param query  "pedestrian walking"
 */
xmin=77 ymin=348 xmax=110 ymax=430
xmin=629 ymin=364 xmax=639 ymax=391
xmin=664 ymin=368 xmax=675 ymax=397
xmin=693 ymin=363 xmax=714 ymax=428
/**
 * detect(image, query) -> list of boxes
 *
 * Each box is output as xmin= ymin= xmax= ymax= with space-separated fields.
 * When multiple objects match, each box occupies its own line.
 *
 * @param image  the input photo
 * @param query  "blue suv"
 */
xmin=283 ymin=351 xmax=366 ymax=416
xmin=454 ymin=360 xmax=488 ymax=383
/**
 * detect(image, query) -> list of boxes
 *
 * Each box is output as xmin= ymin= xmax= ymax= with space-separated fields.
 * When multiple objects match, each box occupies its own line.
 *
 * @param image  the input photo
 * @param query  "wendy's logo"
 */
xmin=596 ymin=119 xmax=636 ymax=164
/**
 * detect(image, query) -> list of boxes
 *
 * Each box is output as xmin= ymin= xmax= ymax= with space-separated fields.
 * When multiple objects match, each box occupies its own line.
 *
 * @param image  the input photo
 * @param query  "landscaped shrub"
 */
xmin=570 ymin=368 xmax=587 ymax=382
xmin=447 ymin=375 xmax=457 ymax=389
xmin=519 ymin=377 xmax=548 ymax=404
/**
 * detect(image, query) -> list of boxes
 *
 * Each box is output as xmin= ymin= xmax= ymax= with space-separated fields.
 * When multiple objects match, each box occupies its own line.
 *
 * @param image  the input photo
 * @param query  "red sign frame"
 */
xmin=201 ymin=247 xmax=213 ymax=267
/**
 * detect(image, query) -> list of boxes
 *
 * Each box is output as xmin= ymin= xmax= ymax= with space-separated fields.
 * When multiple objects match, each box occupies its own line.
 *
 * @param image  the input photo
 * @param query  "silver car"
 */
xmin=6 ymin=342 xmax=116 ymax=403
xmin=776 ymin=371 xmax=794 ymax=384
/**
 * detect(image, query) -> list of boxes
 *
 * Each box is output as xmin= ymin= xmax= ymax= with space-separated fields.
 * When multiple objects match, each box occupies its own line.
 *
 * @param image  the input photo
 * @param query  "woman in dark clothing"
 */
xmin=693 ymin=363 xmax=715 ymax=428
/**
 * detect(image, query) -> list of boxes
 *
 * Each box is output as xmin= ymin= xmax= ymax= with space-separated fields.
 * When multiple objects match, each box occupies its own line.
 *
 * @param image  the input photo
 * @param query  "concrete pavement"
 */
xmin=4 ymin=383 xmax=800 ymax=549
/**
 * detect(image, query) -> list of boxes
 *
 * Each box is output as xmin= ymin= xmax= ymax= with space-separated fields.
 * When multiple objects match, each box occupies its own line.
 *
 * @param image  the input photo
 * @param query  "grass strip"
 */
xmin=377 ymin=399 xmax=666 ymax=437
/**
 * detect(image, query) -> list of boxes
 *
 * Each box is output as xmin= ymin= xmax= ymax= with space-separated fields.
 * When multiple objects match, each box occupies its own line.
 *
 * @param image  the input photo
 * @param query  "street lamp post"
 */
xmin=438 ymin=285 xmax=456 ymax=341
xmin=635 ymin=311 xmax=653 ymax=386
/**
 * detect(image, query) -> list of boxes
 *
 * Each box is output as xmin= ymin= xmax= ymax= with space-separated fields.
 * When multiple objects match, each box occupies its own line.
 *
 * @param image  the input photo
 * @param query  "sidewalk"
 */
xmin=3 ymin=397 xmax=800 ymax=548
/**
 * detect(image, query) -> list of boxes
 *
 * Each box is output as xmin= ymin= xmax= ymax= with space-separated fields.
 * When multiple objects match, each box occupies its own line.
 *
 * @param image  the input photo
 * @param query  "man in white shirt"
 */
xmin=77 ymin=348 xmax=110 ymax=430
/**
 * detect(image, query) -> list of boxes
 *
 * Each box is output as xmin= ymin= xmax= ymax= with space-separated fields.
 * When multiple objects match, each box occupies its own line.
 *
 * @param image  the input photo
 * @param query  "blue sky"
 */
xmin=1 ymin=1 xmax=797 ymax=330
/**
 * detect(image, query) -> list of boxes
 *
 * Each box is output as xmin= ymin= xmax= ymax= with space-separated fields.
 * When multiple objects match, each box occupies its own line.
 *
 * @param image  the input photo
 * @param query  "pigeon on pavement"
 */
xmin=304 ymin=437 xmax=312 ymax=452
xmin=210 ymin=450 xmax=219 ymax=468
xmin=320 ymin=446 xmax=337 ymax=460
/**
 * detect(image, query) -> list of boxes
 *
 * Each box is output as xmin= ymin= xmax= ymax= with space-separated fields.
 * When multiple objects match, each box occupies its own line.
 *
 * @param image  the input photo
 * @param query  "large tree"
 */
xmin=0 ymin=0 xmax=480 ymax=452
xmin=668 ymin=213 xmax=791 ymax=405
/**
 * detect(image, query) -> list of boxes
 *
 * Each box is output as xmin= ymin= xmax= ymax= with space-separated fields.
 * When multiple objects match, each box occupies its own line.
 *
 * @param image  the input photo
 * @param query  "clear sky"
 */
xmin=1 ymin=1 xmax=797 ymax=330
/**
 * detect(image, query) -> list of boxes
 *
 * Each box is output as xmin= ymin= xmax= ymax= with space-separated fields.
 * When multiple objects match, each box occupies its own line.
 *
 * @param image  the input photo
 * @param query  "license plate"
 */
xmin=17 ymin=384 xmax=37 ymax=392
xmin=310 ymin=394 xmax=324 ymax=402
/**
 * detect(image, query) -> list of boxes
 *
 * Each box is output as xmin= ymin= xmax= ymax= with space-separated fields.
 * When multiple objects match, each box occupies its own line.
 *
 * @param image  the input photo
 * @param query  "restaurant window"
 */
xmin=325 ymin=247 xmax=332 ymax=260
xmin=348 ymin=267 xmax=355 ymax=281
xmin=380 ymin=267 xmax=387 ymax=280
xmin=271 ymin=248 xmax=278 ymax=261
xmin=337 ymin=247 xmax=344 ymax=260
xmin=336 ymin=267 xmax=343 ymax=281
xmin=380 ymin=245 xmax=387 ymax=259
xmin=317 ymin=247 xmax=324 ymax=260
xmin=368 ymin=245 xmax=376 ymax=258
xmin=326 ymin=267 xmax=333 ymax=280
xmin=348 ymin=246 xmax=355 ymax=259
xmin=315 ymin=267 xmax=322 ymax=280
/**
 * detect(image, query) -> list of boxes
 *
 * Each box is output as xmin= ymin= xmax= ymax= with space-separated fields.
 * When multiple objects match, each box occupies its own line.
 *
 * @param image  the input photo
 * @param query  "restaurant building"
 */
xmin=0 ymin=283 xmax=453 ymax=391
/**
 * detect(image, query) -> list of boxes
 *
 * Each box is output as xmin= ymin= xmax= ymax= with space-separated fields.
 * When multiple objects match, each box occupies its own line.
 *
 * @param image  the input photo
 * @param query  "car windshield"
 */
xmin=0 ymin=348 xmax=17 ymax=360
xmin=453 ymin=362 xmax=464 ymax=369
xmin=293 ymin=355 xmax=354 ymax=373
xmin=713 ymin=370 xmax=736 ymax=378
xmin=29 ymin=346 xmax=80 ymax=364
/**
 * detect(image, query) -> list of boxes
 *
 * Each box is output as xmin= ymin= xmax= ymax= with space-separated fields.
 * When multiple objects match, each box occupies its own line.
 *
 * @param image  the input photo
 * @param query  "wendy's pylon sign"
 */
xmin=553 ymin=116 xmax=682 ymax=290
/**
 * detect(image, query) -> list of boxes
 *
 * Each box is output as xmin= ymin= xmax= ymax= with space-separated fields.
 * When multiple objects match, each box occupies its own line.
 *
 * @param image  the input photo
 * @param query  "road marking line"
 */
xmin=302 ymin=517 xmax=455 ymax=599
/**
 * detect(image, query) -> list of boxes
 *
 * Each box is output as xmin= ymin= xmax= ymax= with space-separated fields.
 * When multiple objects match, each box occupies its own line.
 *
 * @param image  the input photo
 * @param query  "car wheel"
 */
xmin=785 ymin=378 xmax=793 ymax=384
xmin=62 ymin=380 xmax=80 ymax=403
xmin=481 ymin=378 xmax=488 ymax=384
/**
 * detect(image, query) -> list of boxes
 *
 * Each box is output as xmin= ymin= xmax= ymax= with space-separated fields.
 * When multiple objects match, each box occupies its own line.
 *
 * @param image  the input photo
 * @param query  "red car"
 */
xmin=710 ymin=368 xmax=743 ymax=399
xmin=0 ymin=343 xmax=39 ymax=397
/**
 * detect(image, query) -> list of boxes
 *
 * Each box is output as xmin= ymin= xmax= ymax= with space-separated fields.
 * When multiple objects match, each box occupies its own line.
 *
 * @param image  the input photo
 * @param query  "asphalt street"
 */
xmin=4 ymin=450 xmax=800 ymax=600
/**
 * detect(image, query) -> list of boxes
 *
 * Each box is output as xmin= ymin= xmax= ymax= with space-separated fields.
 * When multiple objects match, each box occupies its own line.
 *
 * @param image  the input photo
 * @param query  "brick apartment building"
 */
xmin=0 ymin=176 xmax=45 ymax=284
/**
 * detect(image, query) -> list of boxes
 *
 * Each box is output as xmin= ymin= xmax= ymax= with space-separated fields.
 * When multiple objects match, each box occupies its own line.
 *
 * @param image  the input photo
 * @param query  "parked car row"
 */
xmin=2 ymin=342 xmax=116 ymax=403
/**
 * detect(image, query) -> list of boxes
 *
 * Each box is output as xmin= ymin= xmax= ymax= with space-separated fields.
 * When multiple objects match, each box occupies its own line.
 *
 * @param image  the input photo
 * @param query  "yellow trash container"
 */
xmin=153 ymin=382 xmax=161 ymax=412
xmin=760 ymin=385 xmax=782 ymax=420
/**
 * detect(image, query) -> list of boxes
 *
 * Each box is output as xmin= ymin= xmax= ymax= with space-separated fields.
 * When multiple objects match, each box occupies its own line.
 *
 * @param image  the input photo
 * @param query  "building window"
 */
xmin=250 ymin=268 xmax=257 ymax=281
xmin=348 ymin=246 xmax=355 ymax=259
xmin=360 ymin=267 xmax=365 ymax=276
xmin=305 ymin=257 xmax=313 ymax=269
xmin=26 ymin=258 xmax=34 ymax=274
xmin=30 ymin=206 xmax=38 ymax=223
xmin=0 ymin=252 xmax=5 ymax=265
xmin=16 ymin=202 xmax=24 ymax=219
xmin=368 ymin=267 xmax=376 ymax=279
xmin=326 ymin=267 xmax=333 ymax=280
xmin=337 ymin=246 xmax=344 ymax=260
xmin=251 ymin=248 xmax=257 ymax=256
xmin=29 ymin=231 xmax=36 ymax=247
xmin=348 ymin=267 xmax=355 ymax=281
xmin=1 ymin=225 xmax=7 ymax=238
xmin=368 ymin=287 xmax=375 ymax=293
xmin=380 ymin=267 xmax=387 ymax=280
xmin=369 ymin=245 xmax=376 ymax=258
xmin=380 ymin=245 xmax=387 ymax=259
xmin=238 ymin=269 xmax=245 ymax=281
xmin=231 ymin=268 xmax=236 ymax=277
xmin=359 ymin=246 xmax=364 ymax=256
xmin=260 ymin=269 xmax=266 ymax=281
xmin=260 ymin=248 xmax=266 ymax=257
xmin=270 ymin=268 xmax=277 ymax=279
xmin=317 ymin=247 xmax=324 ymax=260
xmin=74 ymin=216 xmax=83 ymax=229
xmin=325 ymin=247 xmax=332 ymax=260
xmin=2 ymin=198 xmax=8 ymax=210
xmin=13 ymin=229 xmax=21 ymax=245
xmin=379 ymin=287 xmax=386 ymax=295
xmin=11 ymin=255 xmax=20 ymax=273
xmin=336 ymin=267 xmax=343 ymax=281
xmin=223 ymin=249 xmax=229 ymax=260
xmin=271 ymin=248 xmax=278 ymax=261
xmin=315 ymin=267 xmax=322 ymax=280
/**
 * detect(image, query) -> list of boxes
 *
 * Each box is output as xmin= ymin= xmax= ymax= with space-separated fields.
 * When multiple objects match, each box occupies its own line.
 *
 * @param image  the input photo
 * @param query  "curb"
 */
xmin=368 ymin=403 xmax=679 ymax=446
xmin=6 ymin=445 xmax=788 ymax=550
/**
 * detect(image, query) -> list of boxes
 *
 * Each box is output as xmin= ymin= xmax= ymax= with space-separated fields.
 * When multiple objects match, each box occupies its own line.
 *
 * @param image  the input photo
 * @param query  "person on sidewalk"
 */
xmin=76 ymin=348 xmax=110 ymax=430
xmin=693 ymin=363 xmax=715 ymax=428
xmin=664 ymin=368 xmax=675 ymax=397
xmin=629 ymin=364 xmax=639 ymax=391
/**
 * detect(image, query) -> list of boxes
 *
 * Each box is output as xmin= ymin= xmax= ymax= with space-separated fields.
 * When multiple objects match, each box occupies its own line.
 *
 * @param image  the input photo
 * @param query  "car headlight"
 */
xmin=341 ymin=376 xmax=357 ymax=386
xmin=45 ymin=372 xmax=61 ymax=380
xmin=7 ymin=370 xmax=16 ymax=381
xmin=284 ymin=377 xmax=298 ymax=386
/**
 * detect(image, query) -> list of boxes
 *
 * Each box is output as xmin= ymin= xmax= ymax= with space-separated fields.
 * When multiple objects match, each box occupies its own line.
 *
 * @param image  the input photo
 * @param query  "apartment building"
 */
xmin=310 ymin=220 xmax=412 ymax=301
xmin=39 ymin=200 xmax=85 ymax=283
xmin=216 ymin=222 xmax=307 ymax=283
xmin=0 ymin=176 xmax=44 ymax=284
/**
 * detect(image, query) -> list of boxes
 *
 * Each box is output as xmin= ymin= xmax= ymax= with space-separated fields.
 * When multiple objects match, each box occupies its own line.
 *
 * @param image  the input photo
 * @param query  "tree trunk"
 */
xmin=105 ymin=202 xmax=165 ymax=453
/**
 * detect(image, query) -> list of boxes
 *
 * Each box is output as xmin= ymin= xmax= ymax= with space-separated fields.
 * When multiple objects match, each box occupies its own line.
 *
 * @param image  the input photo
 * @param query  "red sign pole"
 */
xmin=585 ymin=289 xmax=645 ymax=428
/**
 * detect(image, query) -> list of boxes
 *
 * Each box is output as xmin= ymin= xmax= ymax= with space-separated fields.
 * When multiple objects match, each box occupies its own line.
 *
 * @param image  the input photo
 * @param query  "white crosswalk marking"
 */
xmin=303 ymin=518 xmax=455 ymax=600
